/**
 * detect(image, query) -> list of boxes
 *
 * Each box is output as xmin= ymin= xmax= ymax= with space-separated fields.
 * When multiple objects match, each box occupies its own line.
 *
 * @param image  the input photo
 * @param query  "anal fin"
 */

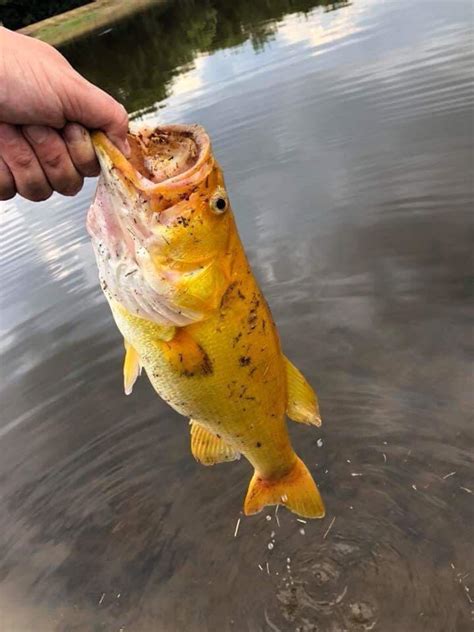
xmin=190 ymin=421 xmax=240 ymax=466
xmin=123 ymin=340 xmax=142 ymax=395
xmin=284 ymin=356 xmax=321 ymax=426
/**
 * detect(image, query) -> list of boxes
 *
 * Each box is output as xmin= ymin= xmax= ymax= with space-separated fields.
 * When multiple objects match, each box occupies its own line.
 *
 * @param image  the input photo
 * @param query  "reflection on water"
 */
xmin=62 ymin=0 xmax=352 ymax=115
xmin=1 ymin=0 xmax=473 ymax=630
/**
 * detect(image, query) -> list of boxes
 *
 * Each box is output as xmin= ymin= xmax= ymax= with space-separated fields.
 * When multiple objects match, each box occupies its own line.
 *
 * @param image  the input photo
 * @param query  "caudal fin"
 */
xmin=243 ymin=456 xmax=325 ymax=519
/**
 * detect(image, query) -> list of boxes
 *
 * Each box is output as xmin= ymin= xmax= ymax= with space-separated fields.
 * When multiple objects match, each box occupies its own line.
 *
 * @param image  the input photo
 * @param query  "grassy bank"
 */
xmin=18 ymin=0 xmax=166 ymax=47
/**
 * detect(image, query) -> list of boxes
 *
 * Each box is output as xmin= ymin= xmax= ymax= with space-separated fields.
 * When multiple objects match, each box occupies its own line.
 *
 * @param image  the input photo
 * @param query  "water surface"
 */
xmin=1 ymin=0 xmax=473 ymax=630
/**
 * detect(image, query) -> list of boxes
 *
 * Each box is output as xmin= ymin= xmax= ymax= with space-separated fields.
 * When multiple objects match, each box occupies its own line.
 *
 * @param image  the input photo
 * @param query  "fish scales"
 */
xmin=87 ymin=124 xmax=325 ymax=519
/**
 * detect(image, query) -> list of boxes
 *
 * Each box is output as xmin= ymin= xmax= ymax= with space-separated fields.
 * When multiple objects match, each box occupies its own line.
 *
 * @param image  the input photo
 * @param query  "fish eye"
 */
xmin=210 ymin=187 xmax=228 ymax=214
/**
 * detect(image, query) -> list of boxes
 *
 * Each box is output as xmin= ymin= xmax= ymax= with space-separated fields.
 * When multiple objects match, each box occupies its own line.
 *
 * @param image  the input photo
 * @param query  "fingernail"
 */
xmin=64 ymin=123 xmax=86 ymax=143
xmin=121 ymin=138 xmax=131 ymax=157
xmin=24 ymin=125 xmax=49 ymax=144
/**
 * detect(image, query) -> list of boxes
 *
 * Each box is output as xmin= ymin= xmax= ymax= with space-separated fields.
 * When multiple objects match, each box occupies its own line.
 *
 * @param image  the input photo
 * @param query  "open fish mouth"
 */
xmin=91 ymin=124 xmax=214 ymax=210
xmin=87 ymin=125 xmax=218 ymax=327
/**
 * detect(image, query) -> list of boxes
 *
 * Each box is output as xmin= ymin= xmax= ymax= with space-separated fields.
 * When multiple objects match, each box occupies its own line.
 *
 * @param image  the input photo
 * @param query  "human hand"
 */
xmin=0 ymin=27 xmax=130 ymax=202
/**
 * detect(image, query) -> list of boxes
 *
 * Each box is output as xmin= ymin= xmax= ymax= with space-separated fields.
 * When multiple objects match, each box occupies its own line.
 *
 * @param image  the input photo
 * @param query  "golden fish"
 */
xmin=87 ymin=125 xmax=325 ymax=519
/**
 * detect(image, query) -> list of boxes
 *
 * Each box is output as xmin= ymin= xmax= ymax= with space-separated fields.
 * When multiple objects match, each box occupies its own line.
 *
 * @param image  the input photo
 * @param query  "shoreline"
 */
xmin=17 ymin=0 xmax=166 ymax=47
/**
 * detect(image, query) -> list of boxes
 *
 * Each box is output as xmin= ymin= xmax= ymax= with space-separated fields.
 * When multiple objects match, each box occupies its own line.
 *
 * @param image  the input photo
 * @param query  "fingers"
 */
xmin=0 ymin=122 xmax=101 ymax=203
xmin=0 ymin=123 xmax=52 ymax=202
xmin=23 ymin=124 xmax=83 ymax=196
xmin=62 ymin=123 xmax=100 ymax=177
xmin=0 ymin=155 xmax=15 ymax=201
xmin=62 ymin=74 xmax=130 ymax=156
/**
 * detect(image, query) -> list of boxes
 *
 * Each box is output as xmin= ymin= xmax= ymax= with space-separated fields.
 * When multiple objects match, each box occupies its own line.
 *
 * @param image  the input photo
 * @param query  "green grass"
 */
xmin=20 ymin=0 xmax=164 ymax=46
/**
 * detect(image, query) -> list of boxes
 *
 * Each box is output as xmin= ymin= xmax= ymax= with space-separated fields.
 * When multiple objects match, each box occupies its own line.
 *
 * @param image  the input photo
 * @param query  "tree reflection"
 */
xmin=61 ymin=0 xmax=351 ymax=115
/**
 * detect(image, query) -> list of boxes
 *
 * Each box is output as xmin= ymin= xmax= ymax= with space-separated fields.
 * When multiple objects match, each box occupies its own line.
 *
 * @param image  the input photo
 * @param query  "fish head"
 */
xmin=87 ymin=125 xmax=237 ymax=326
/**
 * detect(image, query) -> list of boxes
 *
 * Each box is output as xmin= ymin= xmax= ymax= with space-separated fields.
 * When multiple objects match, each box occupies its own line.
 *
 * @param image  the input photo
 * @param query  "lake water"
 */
xmin=1 ymin=1 xmax=473 ymax=630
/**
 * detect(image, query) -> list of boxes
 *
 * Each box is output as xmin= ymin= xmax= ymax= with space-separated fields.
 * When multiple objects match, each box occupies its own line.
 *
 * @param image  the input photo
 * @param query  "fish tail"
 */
xmin=243 ymin=456 xmax=325 ymax=519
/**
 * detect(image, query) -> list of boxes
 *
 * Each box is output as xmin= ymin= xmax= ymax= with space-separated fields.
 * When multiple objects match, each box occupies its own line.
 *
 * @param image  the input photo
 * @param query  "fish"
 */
xmin=87 ymin=124 xmax=325 ymax=519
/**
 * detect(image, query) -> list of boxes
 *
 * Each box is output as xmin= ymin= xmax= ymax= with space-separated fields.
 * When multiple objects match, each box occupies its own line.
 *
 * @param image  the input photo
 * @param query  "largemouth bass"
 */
xmin=87 ymin=125 xmax=325 ymax=519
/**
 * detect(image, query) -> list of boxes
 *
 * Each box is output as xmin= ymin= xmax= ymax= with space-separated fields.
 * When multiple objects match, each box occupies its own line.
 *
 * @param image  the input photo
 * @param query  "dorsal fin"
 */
xmin=284 ymin=356 xmax=321 ymax=426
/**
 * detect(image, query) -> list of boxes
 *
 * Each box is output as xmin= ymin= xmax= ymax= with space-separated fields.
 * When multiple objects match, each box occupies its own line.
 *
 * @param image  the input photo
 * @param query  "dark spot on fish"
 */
xmin=238 ymin=385 xmax=248 ymax=398
xmin=125 ymin=269 xmax=138 ymax=277
xmin=177 ymin=216 xmax=190 ymax=227
xmin=197 ymin=344 xmax=213 ymax=376
xmin=220 ymin=282 xmax=237 ymax=309
xmin=238 ymin=290 xmax=246 ymax=300
xmin=256 ymin=442 xmax=262 ymax=448
xmin=179 ymin=353 xmax=183 ymax=363
xmin=239 ymin=356 xmax=251 ymax=367
xmin=246 ymin=294 xmax=260 ymax=330
xmin=249 ymin=366 xmax=257 ymax=377
xmin=249 ymin=318 xmax=258 ymax=331
xmin=216 ymin=434 xmax=221 ymax=439
xmin=233 ymin=332 xmax=242 ymax=348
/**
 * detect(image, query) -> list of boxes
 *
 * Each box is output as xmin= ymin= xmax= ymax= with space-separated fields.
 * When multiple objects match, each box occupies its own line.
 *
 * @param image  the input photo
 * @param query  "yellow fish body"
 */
xmin=87 ymin=125 xmax=325 ymax=519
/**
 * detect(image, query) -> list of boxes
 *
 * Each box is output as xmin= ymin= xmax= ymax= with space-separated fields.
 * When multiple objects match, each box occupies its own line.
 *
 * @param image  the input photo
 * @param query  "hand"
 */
xmin=0 ymin=27 xmax=130 ymax=202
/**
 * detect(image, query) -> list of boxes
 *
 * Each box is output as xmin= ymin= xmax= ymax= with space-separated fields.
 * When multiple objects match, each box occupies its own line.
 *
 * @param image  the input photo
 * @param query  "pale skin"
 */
xmin=0 ymin=27 xmax=130 ymax=202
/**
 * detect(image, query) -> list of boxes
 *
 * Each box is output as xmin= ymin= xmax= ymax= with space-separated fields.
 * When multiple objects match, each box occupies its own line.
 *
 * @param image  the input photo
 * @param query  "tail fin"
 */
xmin=244 ymin=456 xmax=325 ymax=519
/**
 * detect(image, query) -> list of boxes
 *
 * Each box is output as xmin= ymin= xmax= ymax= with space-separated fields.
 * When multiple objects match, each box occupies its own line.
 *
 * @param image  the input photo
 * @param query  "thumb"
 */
xmin=62 ymin=74 xmax=130 ymax=156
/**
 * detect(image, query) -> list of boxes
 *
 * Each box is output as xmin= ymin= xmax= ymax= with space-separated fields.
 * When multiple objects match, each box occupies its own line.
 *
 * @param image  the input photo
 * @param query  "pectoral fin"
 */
xmin=159 ymin=328 xmax=213 ymax=378
xmin=190 ymin=421 xmax=240 ymax=465
xmin=284 ymin=356 xmax=321 ymax=426
xmin=123 ymin=340 xmax=142 ymax=395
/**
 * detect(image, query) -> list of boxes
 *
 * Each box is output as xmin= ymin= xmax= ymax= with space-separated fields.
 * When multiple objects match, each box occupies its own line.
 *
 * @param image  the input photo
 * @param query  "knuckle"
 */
xmin=43 ymin=152 xmax=64 ymax=170
xmin=13 ymin=150 xmax=35 ymax=170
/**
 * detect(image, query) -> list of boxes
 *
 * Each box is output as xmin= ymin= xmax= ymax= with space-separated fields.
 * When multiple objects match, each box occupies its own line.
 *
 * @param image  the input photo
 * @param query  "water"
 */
xmin=1 ymin=0 xmax=473 ymax=630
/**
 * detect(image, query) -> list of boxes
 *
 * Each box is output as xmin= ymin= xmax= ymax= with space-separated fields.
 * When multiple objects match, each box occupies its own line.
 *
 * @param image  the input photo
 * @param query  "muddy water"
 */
xmin=1 ymin=0 xmax=473 ymax=630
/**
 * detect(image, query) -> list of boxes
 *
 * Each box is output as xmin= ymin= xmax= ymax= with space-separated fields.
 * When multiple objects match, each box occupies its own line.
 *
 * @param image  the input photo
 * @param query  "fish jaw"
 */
xmin=87 ymin=125 xmax=232 ymax=326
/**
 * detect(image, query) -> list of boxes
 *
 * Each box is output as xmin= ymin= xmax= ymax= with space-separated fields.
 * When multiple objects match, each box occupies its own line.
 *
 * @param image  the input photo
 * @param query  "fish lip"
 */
xmin=91 ymin=124 xmax=213 ymax=196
